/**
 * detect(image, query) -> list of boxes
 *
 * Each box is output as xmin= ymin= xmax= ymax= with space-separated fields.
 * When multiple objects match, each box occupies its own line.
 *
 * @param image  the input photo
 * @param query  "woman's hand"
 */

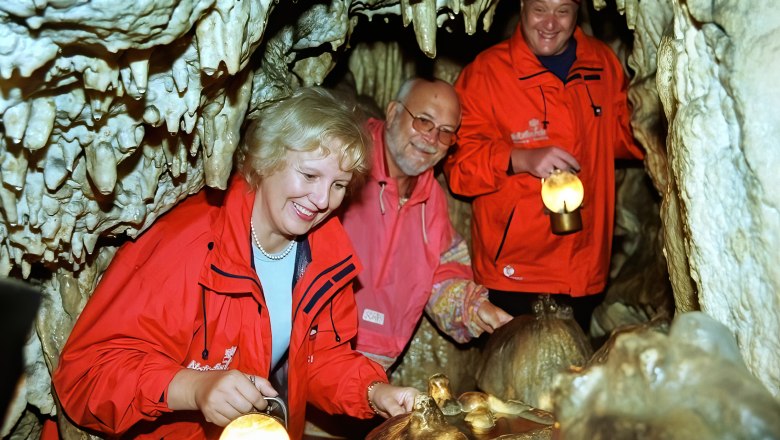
xmin=368 ymin=382 xmax=420 ymax=418
xmin=168 ymin=369 xmax=278 ymax=426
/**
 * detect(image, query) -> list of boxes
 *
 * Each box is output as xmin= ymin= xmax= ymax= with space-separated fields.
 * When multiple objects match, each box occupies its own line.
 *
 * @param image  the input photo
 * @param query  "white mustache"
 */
xmin=413 ymin=142 xmax=438 ymax=155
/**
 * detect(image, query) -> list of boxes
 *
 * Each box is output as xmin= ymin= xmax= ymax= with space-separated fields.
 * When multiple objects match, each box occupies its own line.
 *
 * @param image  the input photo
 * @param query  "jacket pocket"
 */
xmin=494 ymin=206 xmax=516 ymax=263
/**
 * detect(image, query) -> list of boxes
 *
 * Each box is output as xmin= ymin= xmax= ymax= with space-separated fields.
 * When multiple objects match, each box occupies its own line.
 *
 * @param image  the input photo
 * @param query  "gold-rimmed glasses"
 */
xmin=397 ymin=102 xmax=458 ymax=146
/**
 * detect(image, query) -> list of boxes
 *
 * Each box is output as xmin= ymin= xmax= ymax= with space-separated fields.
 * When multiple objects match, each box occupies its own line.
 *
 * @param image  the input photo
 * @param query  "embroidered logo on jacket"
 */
xmin=186 ymin=346 xmax=237 ymax=371
xmin=511 ymin=119 xmax=549 ymax=144
xmin=362 ymin=308 xmax=385 ymax=325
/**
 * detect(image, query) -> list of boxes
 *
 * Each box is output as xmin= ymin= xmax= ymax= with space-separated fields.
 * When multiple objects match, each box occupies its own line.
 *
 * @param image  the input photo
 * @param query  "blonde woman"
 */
xmin=52 ymin=87 xmax=418 ymax=440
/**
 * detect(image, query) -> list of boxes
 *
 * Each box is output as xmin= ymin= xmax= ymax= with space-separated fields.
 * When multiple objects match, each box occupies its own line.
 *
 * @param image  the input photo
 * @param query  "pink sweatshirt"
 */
xmin=340 ymin=118 xmax=487 ymax=366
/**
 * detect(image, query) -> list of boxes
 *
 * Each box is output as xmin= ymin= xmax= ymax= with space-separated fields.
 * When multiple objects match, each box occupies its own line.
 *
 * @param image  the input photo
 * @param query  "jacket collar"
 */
xmin=200 ymin=175 xmax=361 ymax=315
xmin=510 ymin=25 xmax=600 ymax=87
xmin=199 ymin=175 xmax=259 ymax=293
xmin=367 ymin=118 xmax=435 ymax=207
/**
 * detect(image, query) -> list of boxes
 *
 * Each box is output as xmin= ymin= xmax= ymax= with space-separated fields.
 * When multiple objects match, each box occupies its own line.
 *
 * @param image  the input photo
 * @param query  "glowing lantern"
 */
xmin=541 ymin=169 xmax=584 ymax=235
xmin=220 ymin=414 xmax=288 ymax=440
xmin=220 ymin=397 xmax=289 ymax=440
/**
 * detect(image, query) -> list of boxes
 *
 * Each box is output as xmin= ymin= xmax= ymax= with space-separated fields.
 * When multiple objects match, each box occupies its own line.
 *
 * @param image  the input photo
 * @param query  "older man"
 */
xmin=341 ymin=78 xmax=512 ymax=370
xmin=446 ymin=0 xmax=644 ymax=332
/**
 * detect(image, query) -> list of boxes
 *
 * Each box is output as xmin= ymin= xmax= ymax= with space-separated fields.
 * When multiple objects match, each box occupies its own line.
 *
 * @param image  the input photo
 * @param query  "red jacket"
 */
xmin=446 ymin=25 xmax=644 ymax=296
xmin=52 ymin=176 xmax=386 ymax=440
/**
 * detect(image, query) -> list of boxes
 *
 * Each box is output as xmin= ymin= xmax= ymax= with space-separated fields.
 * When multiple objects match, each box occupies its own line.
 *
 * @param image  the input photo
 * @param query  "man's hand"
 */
xmin=369 ymin=382 xmax=420 ymax=418
xmin=511 ymin=146 xmax=580 ymax=178
xmin=474 ymin=301 xmax=513 ymax=334
xmin=168 ymin=369 xmax=278 ymax=426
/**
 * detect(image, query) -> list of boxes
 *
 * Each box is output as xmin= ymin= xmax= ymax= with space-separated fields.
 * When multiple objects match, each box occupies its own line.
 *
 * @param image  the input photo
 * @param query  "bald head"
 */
xmin=396 ymin=79 xmax=462 ymax=124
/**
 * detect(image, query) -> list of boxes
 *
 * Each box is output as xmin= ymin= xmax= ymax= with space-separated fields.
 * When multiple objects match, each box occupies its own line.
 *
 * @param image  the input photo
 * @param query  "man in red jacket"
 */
xmin=446 ymin=0 xmax=644 ymax=332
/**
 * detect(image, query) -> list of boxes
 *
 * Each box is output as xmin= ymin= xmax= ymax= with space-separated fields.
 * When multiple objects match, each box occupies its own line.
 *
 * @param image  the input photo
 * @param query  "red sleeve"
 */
xmin=305 ymin=283 xmax=387 ymax=419
xmin=445 ymin=65 xmax=514 ymax=197
xmin=52 ymin=233 xmax=204 ymax=435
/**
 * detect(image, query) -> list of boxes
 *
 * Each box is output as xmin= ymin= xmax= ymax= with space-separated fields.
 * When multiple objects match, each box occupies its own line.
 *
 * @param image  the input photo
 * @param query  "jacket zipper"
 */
xmin=200 ymin=287 xmax=209 ymax=360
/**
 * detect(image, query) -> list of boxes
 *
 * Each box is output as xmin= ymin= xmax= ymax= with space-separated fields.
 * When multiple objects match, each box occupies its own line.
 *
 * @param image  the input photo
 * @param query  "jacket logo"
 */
xmin=511 ymin=118 xmax=548 ymax=144
xmin=186 ymin=346 xmax=236 ymax=371
xmin=362 ymin=308 xmax=385 ymax=325
xmin=503 ymin=265 xmax=524 ymax=281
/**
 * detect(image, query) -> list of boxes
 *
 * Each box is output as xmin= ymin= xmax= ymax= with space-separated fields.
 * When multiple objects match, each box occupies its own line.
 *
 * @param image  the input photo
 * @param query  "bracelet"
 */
xmin=366 ymin=380 xmax=385 ymax=415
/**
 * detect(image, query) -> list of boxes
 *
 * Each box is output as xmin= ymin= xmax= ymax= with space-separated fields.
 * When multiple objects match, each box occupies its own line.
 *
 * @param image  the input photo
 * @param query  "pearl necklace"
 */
xmin=250 ymin=220 xmax=295 ymax=260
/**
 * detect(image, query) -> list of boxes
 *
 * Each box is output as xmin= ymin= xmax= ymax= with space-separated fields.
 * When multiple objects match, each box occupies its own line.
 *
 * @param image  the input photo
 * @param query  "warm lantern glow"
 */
xmin=541 ymin=169 xmax=584 ymax=235
xmin=541 ymin=169 xmax=584 ymax=213
xmin=220 ymin=413 xmax=289 ymax=440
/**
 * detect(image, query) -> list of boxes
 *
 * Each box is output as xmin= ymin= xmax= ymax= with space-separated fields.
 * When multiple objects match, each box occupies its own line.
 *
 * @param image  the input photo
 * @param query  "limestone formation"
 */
xmin=553 ymin=312 xmax=780 ymax=439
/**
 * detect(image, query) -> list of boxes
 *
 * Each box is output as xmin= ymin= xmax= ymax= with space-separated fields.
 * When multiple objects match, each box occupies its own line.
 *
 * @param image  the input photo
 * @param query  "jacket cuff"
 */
xmin=466 ymin=292 xmax=490 ymax=338
xmin=347 ymin=364 xmax=389 ymax=419
xmin=494 ymin=144 xmax=514 ymax=179
xmin=138 ymin=361 xmax=182 ymax=417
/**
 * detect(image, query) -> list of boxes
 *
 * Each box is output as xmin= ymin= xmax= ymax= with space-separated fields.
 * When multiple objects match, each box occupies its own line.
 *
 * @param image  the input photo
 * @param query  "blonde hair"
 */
xmin=236 ymin=87 xmax=371 ymax=191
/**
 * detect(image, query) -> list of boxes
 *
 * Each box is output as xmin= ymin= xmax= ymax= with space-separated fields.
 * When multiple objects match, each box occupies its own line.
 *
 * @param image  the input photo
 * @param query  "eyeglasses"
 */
xmin=397 ymin=102 xmax=458 ymax=146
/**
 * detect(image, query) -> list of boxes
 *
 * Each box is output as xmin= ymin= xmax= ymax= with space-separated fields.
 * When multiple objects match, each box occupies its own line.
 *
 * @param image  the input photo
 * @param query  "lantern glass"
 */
xmin=220 ymin=413 xmax=289 ymax=440
xmin=541 ymin=169 xmax=584 ymax=213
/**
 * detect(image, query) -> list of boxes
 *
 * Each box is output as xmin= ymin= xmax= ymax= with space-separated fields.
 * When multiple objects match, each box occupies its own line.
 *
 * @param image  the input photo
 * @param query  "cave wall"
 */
xmin=634 ymin=0 xmax=780 ymax=396
xmin=1 ymin=0 xmax=779 ymax=436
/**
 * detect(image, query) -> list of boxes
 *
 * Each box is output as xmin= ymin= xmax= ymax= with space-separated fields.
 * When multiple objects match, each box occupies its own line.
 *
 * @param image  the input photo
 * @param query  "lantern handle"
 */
xmin=264 ymin=396 xmax=288 ymax=429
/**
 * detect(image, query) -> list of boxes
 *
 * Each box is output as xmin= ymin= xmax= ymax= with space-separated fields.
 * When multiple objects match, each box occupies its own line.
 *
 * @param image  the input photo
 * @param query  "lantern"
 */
xmin=220 ymin=397 xmax=289 ymax=440
xmin=541 ymin=169 xmax=584 ymax=235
